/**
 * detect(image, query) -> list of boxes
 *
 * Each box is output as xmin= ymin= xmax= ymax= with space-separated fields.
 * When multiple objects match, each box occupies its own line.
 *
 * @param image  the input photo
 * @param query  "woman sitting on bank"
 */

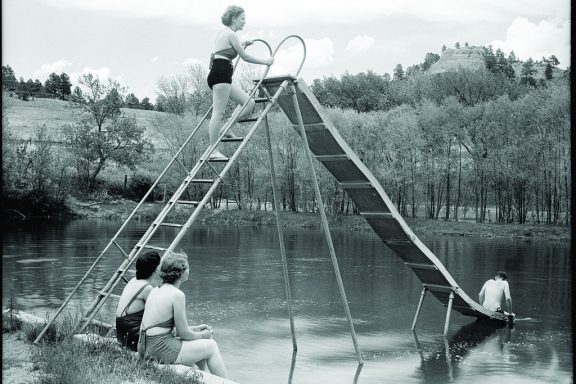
xmin=115 ymin=251 xmax=161 ymax=351
xmin=138 ymin=251 xmax=227 ymax=378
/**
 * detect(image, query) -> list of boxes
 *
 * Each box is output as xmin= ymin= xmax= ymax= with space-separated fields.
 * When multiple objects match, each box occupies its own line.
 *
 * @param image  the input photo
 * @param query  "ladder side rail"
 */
xmin=37 ymin=104 xmax=215 ymax=343
xmin=84 ymin=86 xmax=287 ymax=329
xmin=80 ymin=171 xmax=209 ymax=320
xmin=105 ymin=104 xmax=214 ymax=249
xmin=82 ymin=110 xmax=244 ymax=329
xmin=162 ymin=80 xmax=292 ymax=258
xmin=79 ymin=87 xmax=282 ymax=328
xmin=32 ymin=242 xmax=128 ymax=344
xmin=78 ymin=170 xmax=216 ymax=331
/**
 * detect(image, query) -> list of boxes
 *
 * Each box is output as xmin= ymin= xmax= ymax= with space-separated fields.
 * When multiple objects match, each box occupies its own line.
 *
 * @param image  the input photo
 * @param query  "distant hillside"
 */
xmin=428 ymin=46 xmax=564 ymax=79
xmin=428 ymin=47 xmax=486 ymax=74
xmin=3 ymin=95 xmax=166 ymax=143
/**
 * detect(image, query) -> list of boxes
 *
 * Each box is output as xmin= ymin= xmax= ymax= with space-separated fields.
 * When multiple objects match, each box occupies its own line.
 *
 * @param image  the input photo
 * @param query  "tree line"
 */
xmin=2 ymin=65 xmax=154 ymax=110
xmin=2 ymin=44 xmax=570 ymax=224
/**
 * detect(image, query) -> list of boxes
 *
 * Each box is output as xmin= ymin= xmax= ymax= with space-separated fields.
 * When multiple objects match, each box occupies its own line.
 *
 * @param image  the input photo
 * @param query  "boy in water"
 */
xmin=478 ymin=271 xmax=513 ymax=318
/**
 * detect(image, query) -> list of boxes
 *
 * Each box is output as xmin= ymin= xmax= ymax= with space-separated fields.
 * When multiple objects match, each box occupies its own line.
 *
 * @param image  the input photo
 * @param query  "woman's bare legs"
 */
xmin=221 ymin=84 xmax=255 ymax=138
xmin=176 ymin=339 xmax=228 ymax=378
xmin=208 ymin=83 xmax=232 ymax=147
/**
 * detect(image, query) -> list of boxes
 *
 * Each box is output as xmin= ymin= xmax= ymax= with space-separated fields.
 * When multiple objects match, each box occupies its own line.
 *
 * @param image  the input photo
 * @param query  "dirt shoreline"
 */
xmin=2 ymin=332 xmax=43 ymax=384
xmin=24 ymin=197 xmax=568 ymax=242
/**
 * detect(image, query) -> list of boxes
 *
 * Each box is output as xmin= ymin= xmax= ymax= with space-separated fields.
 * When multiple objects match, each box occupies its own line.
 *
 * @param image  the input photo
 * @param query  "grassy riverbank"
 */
xmin=65 ymin=197 xmax=570 ymax=242
xmin=2 ymin=312 xmax=201 ymax=384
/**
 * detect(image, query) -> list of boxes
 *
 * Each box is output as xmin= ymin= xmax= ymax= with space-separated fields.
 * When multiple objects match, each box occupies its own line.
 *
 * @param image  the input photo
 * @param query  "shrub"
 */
xmin=127 ymin=173 xmax=161 ymax=201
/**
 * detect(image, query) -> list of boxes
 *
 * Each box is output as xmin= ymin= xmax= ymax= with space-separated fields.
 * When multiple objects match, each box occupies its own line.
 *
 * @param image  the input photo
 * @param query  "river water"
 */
xmin=2 ymin=219 xmax=572 ymax=384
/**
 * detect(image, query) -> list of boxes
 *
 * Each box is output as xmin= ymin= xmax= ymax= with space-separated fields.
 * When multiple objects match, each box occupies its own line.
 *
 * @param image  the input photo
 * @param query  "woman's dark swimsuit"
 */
xmin=138 ymin=317 xmax=182 ymax=364
xmin=115 ymin=283 xmax=151 ymax=351
xmin=207 ymin=47 xmax=238 ymax=89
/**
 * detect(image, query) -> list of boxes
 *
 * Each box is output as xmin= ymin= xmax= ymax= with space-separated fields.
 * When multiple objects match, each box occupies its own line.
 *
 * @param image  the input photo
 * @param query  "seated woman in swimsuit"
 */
xmin=206 ymin=5 xmax=274 ymax=161
xmin=138 ymin=251 xmax=228 ymax=378
xmin=115 ymin=250 xmax=161 ymax=351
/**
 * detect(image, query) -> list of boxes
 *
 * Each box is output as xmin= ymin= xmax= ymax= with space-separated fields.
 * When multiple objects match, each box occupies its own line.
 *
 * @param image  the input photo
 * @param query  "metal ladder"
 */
xmin=33 ymin=38 xmax=279 ymax=342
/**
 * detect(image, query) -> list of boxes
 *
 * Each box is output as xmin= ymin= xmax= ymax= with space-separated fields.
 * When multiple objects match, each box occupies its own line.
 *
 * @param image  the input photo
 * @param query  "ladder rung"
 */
xmin=160 ymin=222 xmax=184 ymax=228
xmin=141 ymin=245 xmax=166 ymax=252
xmin=254 ymin=97 xmax=269 ymax=103
xmin=221 ymin=137 xmax=244 ymax=142
xmin=238 ymin=117 xmax=258 ymax=123
xmin=176 ymin=200 xmax=199 ymax=206
xmin=83 ymin=318 xmax=113 ymax=329
xmin=360 ymin=212 xmax=395 ymax=219
xmin=192 ymin=179 xmax=215 ymax=184
xmin=113 ymin=241 xmax=129 ymax=259
xmin=405 ymin=262 xmax=438 ymax=270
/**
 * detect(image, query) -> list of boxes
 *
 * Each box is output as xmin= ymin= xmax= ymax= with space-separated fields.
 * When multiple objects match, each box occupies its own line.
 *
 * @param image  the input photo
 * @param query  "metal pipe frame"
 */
xmin=288 ymin=82 xmax=363 ymax=365
xmin=443 ymin=291 xmax=455 ymax=336
xmin=411 ymin=287 xmax=428 ymax=331
xmin=264 ymin=113 xmax=297 ymax=352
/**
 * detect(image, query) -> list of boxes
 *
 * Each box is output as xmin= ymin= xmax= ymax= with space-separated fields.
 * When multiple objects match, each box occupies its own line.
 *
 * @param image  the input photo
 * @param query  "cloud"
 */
xmin=151 ymin=56 xmax=159 ymax=63
xmin=42 ymin=0 xmax=569 ymax=27
xmin=268 ymin=38 xmax=333 ymax=77
xmin=182 ymin=57 xmax=203 ymax=66
xmin=345 ymin=35 xmax=375 ymax=53
xmin=489 ymin=17 xmax=570 ymax=68
xmin=33 ymin=59 xmax=72 ymax=79
xmin=69 ymin=66 xmax=112 ymax=88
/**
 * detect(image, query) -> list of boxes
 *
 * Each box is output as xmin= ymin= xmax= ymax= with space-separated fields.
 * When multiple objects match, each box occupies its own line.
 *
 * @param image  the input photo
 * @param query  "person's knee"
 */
xmin=212 ymin=109 xmax=226 ymax=121
xmin=206 ymin=339 xmax=218 ymax=353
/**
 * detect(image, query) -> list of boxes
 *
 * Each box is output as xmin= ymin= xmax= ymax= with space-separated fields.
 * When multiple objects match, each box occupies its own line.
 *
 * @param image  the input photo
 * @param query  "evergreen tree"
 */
xmin=422 ymin=52 xmax=440 ymax=71
xmin=140 ymin=97 xmax=154 ymax=110
xmin=33 ymin=79 xmax=43 ymax=96
xmin=125 ymin=93 xmax=140 ymax=109
xmin=544 ymin=63 xmax=553 ymax=80
xmin=393 ymin=64 xmax=405 ymax=80
xmin=483 ymin=46 xmax=496 ymax=72
xmin=45 ymin=72 xmax=61 ymax=98
xmin=2 ymin=65 xmax=18 ymax=91
xmin=59 ymin=73 xmax=72 ymax=99
xmin=520 ymin=58 xmax=537 ymax=86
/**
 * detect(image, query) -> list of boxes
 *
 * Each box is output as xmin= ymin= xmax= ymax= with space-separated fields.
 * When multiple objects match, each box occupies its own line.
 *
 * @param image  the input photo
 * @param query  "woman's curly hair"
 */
xmin=159 ymin=251 xmax=189 ymax=285
xmin=221 ymin=5 xmax=244 ymax=27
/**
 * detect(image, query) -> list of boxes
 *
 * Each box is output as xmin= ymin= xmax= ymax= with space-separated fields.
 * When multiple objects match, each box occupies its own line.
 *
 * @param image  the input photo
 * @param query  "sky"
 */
xmin=2 ymin=0 xmax=571 ymax=102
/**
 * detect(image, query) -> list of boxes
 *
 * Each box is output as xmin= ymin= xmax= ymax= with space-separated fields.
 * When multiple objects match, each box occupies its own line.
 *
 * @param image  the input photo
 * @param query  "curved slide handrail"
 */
xmin=272 ymin=35 xmax=307 ymax=78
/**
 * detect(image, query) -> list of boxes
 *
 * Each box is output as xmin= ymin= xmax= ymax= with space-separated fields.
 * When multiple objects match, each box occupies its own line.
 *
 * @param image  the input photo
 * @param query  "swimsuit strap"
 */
xmin=142 ymin=317 xmax=175 ymax=331
xmin=120 ymin=283 xmax=151 ymax=317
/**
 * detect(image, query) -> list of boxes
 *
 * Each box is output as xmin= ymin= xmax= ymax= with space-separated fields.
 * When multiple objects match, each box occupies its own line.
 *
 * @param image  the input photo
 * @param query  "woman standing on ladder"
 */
xmin=206 ymin=5 xmax=274 ymax=161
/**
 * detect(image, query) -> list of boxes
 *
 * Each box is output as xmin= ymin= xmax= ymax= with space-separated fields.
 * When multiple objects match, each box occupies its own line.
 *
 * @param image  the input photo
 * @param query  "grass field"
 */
xmin=3 ymin=95 xmax=167 ymax=142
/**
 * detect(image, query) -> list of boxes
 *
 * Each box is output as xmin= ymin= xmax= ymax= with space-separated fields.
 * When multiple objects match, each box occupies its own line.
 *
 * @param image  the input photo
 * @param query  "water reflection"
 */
xmin=413 ymin=321 xmax=508 ymax=383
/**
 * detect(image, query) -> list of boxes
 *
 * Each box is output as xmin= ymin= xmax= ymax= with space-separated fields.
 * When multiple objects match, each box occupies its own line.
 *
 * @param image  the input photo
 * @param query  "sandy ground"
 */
xmin=2 ymin=332 xmax=45 ymax=384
